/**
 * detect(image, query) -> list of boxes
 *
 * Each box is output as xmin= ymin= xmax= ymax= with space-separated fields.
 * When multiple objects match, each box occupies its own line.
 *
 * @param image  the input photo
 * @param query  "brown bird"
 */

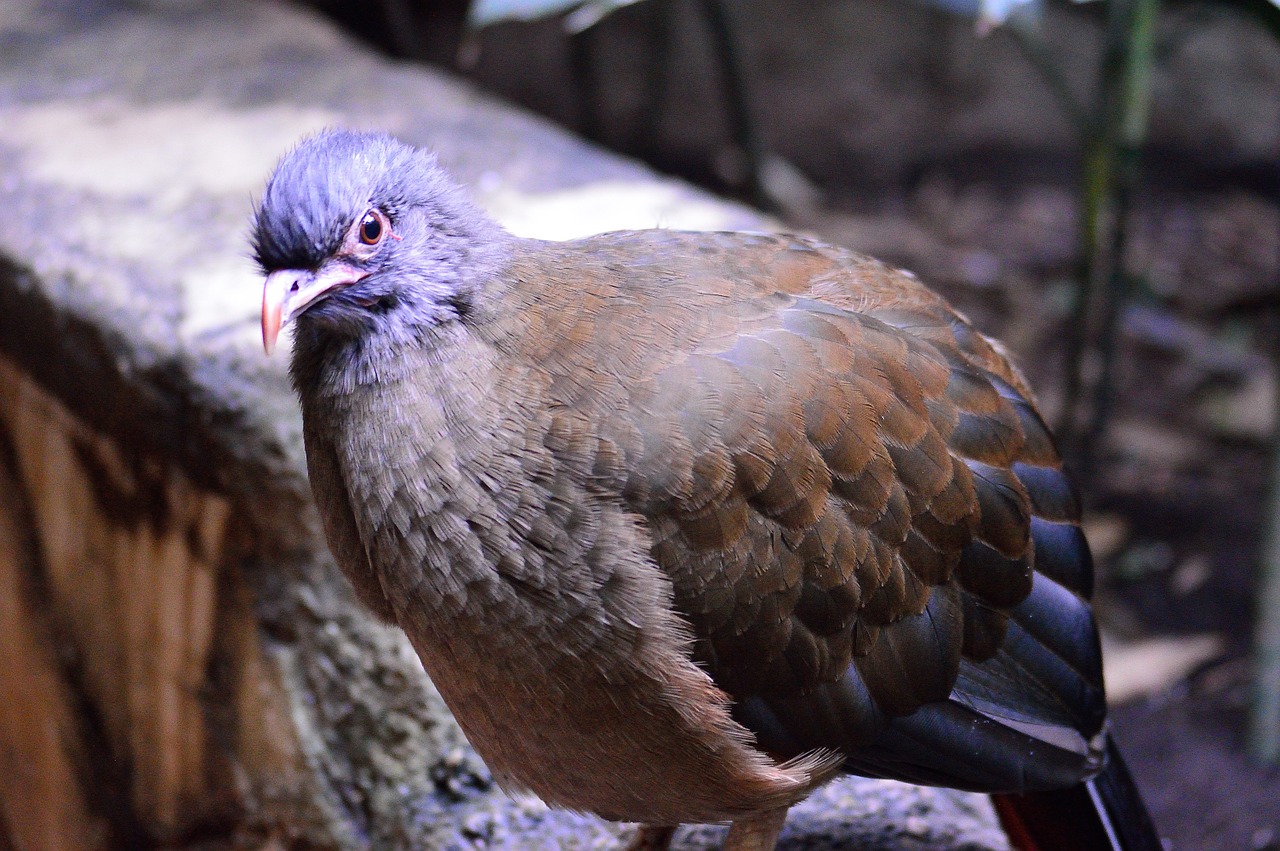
xmin=253 ymin=130 xmax=1160 ymax=851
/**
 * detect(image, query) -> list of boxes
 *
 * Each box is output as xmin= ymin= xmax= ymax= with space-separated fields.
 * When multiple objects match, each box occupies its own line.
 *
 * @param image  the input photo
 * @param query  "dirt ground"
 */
xmin=320 ymin=0 xmax=1280 ymax=845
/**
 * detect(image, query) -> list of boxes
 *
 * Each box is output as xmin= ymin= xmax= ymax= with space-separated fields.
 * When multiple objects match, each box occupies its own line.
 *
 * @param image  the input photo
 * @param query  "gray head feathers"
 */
xmin=252 ymin=129 xmax=511 ymax=356
xmin=252 ymin=130 xmax=476 ymax=273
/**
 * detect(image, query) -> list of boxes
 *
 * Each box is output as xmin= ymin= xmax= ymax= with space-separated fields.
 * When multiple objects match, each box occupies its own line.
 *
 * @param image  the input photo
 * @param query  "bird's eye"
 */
xmin=358 ymin=211 xmax=383 ymax=245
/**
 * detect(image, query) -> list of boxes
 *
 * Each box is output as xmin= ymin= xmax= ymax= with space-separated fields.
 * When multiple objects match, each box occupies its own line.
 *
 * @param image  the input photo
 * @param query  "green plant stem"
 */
xmin=1075 ymin=0 xmax=1158 ymax=481
xmin=1058 ymin=0 xmax=1158 ymax=482
xmin=1059 ymin=132 xmax=1111 ymax=462
xmin=1118 ymin=0 xmax=1159 ymax=151
xmin=1055 ymin=4 xmax=1126 ymax=459
xmin=1251 ymin=385 xmax=1280 ymax=764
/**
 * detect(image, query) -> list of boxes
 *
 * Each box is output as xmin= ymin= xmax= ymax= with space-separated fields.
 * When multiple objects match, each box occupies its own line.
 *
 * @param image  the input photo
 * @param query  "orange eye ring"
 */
xmin=358 ymin=211 xmax=384 ymax=245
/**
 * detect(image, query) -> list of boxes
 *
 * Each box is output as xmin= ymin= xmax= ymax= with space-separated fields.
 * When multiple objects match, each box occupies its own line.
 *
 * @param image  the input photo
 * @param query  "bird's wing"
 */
xmin=571 ymin=232 xmax=1105 ymax=793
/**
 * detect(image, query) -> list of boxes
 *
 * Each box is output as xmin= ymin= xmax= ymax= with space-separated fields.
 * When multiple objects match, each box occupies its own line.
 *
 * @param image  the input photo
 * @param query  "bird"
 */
xmin=252 ymin=129 xmax=1161 ymax=851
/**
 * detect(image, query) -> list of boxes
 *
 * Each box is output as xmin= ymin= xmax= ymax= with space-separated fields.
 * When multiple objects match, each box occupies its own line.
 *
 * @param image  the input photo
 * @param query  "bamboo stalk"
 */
xmin=1077 ymin=0 xmax=1159 ymax=481
xmin=1049 ymin=0 xmax=1158 ymax=485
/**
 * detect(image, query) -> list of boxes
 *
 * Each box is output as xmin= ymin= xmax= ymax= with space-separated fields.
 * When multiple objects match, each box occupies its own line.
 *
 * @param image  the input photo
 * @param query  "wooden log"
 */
xmin=0 ymin=355 xmax=228 ymax=844
xmin=0 ymin=384 xmax=107 ymax=851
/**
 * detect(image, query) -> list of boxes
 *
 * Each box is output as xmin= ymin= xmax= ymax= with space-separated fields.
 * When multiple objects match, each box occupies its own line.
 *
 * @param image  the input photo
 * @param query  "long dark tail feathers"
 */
xmin=991 ymin=737 xmax=1162 ymax=851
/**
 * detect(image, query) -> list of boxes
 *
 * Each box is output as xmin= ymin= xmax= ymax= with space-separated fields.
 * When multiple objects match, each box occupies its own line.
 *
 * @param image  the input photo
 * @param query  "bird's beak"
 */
xmin=261 ymin=262 xmax=371 ymax=355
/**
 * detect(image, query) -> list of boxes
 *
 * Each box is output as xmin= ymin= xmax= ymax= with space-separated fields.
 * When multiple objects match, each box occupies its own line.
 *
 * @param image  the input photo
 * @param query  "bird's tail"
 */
xmin=990 ymin=736 xmax=1161 ymax=851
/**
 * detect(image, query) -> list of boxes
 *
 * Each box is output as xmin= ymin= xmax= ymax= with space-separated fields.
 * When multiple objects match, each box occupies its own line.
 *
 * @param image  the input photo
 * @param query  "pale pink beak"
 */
xmin=261 ymin=262 xmax=370 ymax=354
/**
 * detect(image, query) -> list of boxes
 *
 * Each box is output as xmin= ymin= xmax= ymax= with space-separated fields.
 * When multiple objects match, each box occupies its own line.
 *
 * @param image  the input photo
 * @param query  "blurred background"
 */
xmin=2 ymin=0 xmax=1278 ymax=848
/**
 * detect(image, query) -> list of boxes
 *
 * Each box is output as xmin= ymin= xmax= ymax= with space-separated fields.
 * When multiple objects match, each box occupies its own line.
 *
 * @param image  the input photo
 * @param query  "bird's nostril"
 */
xmin=290 ymin=282 xmax=299 ymax=293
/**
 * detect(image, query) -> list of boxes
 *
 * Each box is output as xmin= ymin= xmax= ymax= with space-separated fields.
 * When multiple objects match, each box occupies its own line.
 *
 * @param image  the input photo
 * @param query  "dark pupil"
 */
xmin=360 ymin=214 xmax=382 ymax=244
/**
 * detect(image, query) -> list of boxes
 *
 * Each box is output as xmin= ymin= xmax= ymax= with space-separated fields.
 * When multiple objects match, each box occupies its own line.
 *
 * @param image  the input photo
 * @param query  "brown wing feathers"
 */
xmin=546 ymin=232 xmax=1105 ymax=792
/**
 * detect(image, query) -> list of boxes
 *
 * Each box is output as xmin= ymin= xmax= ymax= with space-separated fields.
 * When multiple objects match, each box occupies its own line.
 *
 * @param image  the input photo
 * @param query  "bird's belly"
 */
xmin=402 ymin=621 xmax=824 ymax=825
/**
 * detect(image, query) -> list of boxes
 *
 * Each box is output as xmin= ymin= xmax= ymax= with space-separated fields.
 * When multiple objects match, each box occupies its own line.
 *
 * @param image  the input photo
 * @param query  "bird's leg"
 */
xmin=623 ymin=824 xmax=676 ymax=850
xmin=722 ymin=807 xmax=789 ymax=851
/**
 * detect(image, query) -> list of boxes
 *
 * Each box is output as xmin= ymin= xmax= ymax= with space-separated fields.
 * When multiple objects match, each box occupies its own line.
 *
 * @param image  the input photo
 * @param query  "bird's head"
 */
xmin=252 ymin=129 xmax=505 ymax=355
